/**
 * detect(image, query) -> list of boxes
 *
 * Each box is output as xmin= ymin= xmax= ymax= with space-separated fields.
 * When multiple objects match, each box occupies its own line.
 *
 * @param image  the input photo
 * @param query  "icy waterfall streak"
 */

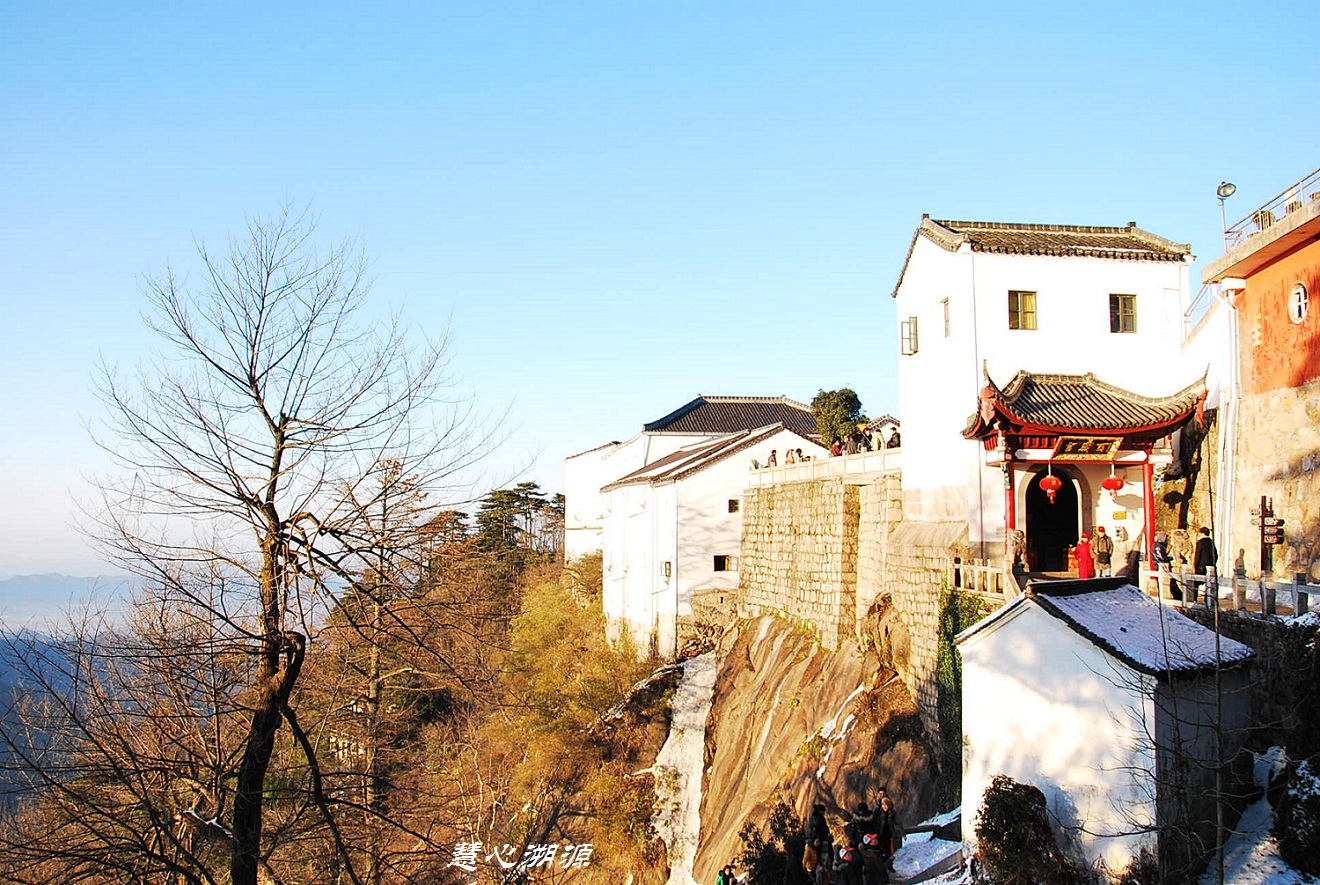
xmin=652 ymin=652 xmax=718 ymax=885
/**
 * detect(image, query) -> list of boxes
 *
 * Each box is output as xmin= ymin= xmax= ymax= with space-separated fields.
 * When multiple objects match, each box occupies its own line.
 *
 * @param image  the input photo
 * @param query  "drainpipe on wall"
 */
xmin=1215 ymin=280 xmax=1243 ymax=580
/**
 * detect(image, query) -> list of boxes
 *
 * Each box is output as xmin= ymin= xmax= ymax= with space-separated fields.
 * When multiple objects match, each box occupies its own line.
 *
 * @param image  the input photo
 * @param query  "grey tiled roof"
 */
xmin=892 ymin=215 xmax=1191 ymax=297
xmin=601 ymin=424 xmax=819 ymax=491
xmin=973 ymin=371 xmax=1205 ymax=433
xmin=924 ymin=218 xmax=1190 ymax=261
xmin=644 ymin=395 xmax=816 ymax=436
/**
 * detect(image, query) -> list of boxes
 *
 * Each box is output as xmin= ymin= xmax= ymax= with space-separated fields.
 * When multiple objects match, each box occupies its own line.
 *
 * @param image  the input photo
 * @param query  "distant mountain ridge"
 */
xmin=0 ymin=574 xmax=133 ymax=627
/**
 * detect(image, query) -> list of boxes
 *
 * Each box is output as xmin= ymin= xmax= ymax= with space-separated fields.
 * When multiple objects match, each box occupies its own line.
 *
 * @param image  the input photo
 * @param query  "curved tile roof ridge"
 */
xmin=994 ymin=370 xmax=1207 ymax=409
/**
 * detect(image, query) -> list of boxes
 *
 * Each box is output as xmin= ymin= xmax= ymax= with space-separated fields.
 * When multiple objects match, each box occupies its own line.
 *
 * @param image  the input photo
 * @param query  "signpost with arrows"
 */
xmin=1250 ymin=495 xmax=1286 ymax=574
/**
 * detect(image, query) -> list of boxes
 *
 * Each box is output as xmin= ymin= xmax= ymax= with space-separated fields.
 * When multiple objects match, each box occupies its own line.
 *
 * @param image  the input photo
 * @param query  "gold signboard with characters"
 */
xmin=1051 ymin=436 xmax=1122 ymax=461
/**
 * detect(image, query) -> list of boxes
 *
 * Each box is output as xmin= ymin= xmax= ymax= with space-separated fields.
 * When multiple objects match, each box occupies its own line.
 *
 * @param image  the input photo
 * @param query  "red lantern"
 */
xmin=1102 ymin=475 xmax=1125 ymax=497
xmin=1040 ymin=474 xmax=1063 ymax=504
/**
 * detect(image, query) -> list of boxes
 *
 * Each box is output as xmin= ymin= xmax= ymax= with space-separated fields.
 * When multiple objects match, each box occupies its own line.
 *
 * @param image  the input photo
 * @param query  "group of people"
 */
xmin=801 ymin=791 xmax=904 ymax=885
xmin=1152 ymin=526 xmax=1219 ymax=602
xmin=1072 ymin=525 xmax=1115 ymax=579
xmin=760 ymin=448 xmax=811 ymax=469
xmin=828 ymin=424 xmax=899 ymax=458
xmin=1073 ymin=525 xmax=1220 ymax=603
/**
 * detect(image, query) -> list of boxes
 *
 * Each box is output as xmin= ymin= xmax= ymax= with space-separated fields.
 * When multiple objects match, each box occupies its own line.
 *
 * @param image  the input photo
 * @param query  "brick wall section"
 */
xmin=742 ymin=472 xmax=967 ymax=741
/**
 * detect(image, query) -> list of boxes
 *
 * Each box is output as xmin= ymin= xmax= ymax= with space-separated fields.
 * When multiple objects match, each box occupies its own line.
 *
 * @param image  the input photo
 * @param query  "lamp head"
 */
xmin=1217 ymin=181 xmax=1237 ymax=200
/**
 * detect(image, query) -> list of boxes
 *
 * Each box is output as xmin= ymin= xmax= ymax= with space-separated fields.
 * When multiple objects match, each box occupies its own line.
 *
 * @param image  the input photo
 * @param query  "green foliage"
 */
xmin=1275 ymin=758 xmax=1320 ymax=875
xmin=810 ymin=388 xmax=864 ymax=445
xmin=737 ymin=800 xmax=806 ymax=885
xmin=974 ymin=775 xmax=1070 ymax=885
xmin=566 ymin=551 xmax=604 ymax=602
xmin=935 ymin=585 xmax=987 ymax=807
xmin=473 ymin=482 xmax=561 ymax=589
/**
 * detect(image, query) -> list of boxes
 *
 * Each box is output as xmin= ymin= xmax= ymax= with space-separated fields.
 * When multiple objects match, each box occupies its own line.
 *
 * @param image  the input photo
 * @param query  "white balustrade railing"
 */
xmin=745 ymin=446 xmax=901 ymax=487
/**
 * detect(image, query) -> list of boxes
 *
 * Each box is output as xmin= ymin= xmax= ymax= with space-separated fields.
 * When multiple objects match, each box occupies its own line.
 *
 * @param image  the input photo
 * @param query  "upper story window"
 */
xmin=1290 ymin=282 xmax=1310 ymax=324
xmin=1110 ymin=293 xmax=1137 ymax=333
xmin=1008 ymin=290 xmax=1037 ymax=330
xmin=941 ymin=298 xmax=951 ymax=337
xmin=728 ymin=498 xmax=740 ymax=513
xmin=901 ymin=316 xmax=919 ymax=355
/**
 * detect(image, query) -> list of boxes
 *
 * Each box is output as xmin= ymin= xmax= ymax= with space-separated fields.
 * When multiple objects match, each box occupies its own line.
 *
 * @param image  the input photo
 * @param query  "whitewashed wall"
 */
xmin=602 ymin=429 xmax=824 ymax=659
xmin=565 ymin=431 xmax=713 ymax=562
xmin=895 ymin=236 xmax=1196 ymax=548
xmin=960 ymin=603 xmax=1158 ymax=871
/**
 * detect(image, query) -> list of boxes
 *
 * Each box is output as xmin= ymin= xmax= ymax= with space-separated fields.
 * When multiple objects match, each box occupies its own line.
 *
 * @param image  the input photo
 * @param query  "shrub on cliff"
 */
xmin=935 ymin=586 xmax=987 ymax=806
xmin=737 ymin=800 xmax=806 ymax=885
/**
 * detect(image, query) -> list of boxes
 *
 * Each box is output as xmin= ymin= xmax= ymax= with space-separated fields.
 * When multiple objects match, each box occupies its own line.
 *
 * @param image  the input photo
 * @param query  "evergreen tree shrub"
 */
xmin=974 ymin=775 xmax=1067 ymax=885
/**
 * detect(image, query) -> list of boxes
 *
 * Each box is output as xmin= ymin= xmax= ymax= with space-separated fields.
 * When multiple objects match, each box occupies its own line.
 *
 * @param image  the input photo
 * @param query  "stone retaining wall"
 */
xmin=741 ymin=471 xmax=968 ymax=740
xmin=739 ymin=478 xmax=857 ymax=650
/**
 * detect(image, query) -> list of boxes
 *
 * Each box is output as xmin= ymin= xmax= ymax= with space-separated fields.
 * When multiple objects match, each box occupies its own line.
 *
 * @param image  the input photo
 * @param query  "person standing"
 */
xmin=1153 ymin=531 xmax=1177 ymax=599
xmin=1076 ymin=532 xmax=1095 ymax=579
xmin=1093 ymin=527 xmax=1114 ymax=577
xmin=1194 ymin=526 xmax=1218 ymax=604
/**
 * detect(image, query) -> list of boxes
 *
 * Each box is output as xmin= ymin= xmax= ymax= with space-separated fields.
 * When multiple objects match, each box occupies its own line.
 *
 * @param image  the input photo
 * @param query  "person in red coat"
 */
xmin=1076 ymin=532 xmax=1095 ymax=579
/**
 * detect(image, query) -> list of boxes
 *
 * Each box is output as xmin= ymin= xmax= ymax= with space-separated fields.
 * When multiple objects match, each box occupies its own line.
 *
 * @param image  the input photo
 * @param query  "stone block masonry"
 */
xmin=740 ymin=472 xmax=968 ymax=741
xmin=739 ymin=478 xmax=858 ymax=650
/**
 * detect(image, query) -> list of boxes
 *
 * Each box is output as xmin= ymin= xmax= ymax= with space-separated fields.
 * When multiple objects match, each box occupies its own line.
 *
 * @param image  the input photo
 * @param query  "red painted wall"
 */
xmin=1240 ymin=237 xmax=1320 ymax=395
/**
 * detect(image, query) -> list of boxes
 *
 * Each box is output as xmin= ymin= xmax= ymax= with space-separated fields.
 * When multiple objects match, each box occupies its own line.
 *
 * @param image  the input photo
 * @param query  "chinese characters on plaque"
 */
xmin=1050 ymin=436 xmax=1122 ymax=461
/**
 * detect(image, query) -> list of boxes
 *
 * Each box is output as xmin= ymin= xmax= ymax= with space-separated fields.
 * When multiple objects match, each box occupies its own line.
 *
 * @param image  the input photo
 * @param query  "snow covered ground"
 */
xmin=1201 ymin=746 xmax=1316 ymax=885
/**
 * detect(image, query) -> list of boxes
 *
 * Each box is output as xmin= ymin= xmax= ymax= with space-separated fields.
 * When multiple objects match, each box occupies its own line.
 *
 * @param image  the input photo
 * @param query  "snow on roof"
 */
xmin=959 ymin=582 xmax=1255 ymax=676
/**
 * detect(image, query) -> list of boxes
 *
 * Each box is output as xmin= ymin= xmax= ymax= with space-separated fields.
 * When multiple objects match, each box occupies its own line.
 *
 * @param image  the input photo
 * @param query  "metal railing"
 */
xmin=1183 ymin=282 xmax=1220 ymax=340
xmin=1224 ymin=166 xmax=1320 ymax=249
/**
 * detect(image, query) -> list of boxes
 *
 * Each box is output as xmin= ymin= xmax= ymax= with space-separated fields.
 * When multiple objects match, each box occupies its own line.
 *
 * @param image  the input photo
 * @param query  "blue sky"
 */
xmin=2 ymin=1 xmax=1318 ymax=577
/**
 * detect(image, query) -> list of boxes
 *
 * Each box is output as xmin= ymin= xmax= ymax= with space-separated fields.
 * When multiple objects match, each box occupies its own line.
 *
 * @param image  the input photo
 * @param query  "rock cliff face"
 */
xmin=693 ymin=615 xmax=939 ymax=881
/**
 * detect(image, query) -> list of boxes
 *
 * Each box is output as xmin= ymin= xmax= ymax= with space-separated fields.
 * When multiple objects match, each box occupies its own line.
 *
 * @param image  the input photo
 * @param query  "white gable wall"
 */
xmin=602 ymin=428 xmax=826 ymax=659
xmin=960 ymin=602 xmax=1158 ymax=871
xmin=896 ymin=236 xmax=1195 ymax=549
xmin=565 ymin=431 xmax=715 ymax=562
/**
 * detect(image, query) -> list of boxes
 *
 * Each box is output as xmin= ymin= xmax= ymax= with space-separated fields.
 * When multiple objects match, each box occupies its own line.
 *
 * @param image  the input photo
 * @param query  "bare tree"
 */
xmin=1 ymin=208 xmax=485 ymax=885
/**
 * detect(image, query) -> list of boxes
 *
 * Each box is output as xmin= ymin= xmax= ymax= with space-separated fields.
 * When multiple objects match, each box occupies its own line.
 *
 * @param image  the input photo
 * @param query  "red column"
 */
xmin=1143 ymin=460 xmax=1156 ymax=567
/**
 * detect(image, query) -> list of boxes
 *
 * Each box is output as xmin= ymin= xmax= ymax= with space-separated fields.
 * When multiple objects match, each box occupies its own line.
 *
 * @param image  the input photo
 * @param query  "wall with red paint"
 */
xmin=1239 ymin=237 xmax=1320 ymax=395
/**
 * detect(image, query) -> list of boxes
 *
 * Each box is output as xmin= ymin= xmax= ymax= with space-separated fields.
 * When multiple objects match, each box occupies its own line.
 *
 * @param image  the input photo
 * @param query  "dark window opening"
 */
xmin=1110 ymin=293 xmax=1137 ymax=333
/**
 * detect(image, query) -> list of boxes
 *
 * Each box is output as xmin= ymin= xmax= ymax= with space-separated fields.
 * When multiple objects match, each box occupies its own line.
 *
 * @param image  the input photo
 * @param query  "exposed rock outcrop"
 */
xmin=693 ymin=615 xmax=939 ymax=880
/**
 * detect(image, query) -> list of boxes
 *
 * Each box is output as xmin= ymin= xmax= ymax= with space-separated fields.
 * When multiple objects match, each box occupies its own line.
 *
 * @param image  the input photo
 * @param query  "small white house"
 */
xmin=600 ymin=423 xmax=826 ymax=658
xmin=564 ymin=395 xmax=817 ymax=562
xmin=958 ymin=581 xmax=1253 ymax=874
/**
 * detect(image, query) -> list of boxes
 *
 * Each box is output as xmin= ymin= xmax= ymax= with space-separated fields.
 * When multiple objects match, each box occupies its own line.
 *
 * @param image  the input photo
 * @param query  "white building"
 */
xmin=563 ymin=395 xmax=816 ymax=562
xmin=599 ymin=423 xmax=827 ymax=658
xmin=958 ymin=581 xmax=1253 ymax=874
xmin=891 ymin=217 xmax=1202 ymax=563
